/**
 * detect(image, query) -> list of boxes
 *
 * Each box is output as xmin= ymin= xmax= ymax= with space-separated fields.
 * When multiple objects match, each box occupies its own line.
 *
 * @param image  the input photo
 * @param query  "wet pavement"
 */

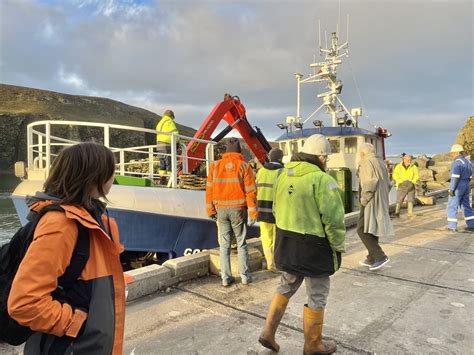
xmin=1 ymin=199 xmax=473 ymax=354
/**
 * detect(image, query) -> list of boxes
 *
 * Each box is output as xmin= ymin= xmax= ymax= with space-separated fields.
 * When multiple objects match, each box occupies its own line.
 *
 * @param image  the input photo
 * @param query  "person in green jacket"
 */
xmin=256 ymin=148 xmax=284 ymax=271
xmin=393 ymin=154 xmax=419 ymax=217
xmin=258 ymin=134 xmax=345 ymax=355
xmin=156 ymin=110 xmax=179 ymax=175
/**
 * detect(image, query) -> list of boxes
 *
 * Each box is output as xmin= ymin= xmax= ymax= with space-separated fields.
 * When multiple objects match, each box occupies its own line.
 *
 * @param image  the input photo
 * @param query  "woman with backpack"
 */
xmin=7 ymin=142 xmax=125 ymax=354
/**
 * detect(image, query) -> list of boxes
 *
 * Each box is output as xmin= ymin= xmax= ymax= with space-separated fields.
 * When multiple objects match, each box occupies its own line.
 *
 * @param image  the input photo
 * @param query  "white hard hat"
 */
xmin=450 ymin=144 xmax=464 ymax=153
xmin=301 ymin=134 xmax=331 ymax=156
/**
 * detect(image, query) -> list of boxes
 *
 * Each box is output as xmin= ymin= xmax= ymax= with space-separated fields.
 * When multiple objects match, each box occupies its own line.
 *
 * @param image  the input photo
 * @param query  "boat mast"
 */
xmin=288 ymin=16 xmax=361 ymax=130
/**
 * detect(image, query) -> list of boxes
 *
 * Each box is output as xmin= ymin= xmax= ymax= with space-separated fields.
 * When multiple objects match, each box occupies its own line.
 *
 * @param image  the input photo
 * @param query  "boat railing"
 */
xmin=26 ymin=120 xmax=217 ymax=188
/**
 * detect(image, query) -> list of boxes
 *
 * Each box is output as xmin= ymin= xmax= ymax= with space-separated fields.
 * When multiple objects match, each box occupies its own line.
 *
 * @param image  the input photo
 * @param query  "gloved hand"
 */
xmin=209 ymin=214 xmax=217 ymax=221
xmin=248 ymin=218 xmax=256 ymax=226
xmin=448 ymin=190 xmax=455 ymax=197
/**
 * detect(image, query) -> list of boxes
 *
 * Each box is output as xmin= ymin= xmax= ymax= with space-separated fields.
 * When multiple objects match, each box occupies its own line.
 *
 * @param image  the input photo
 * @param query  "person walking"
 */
xmin=205 ymin=138 xmax=257 ymax=286
xmin=447 ymin=144 xmax=474 ymax=232
xmin=8 ymin=142 xmax=125 ymax=354
xmin=393 ymin=154 xmax=419 ymax=217
xmin=357 ymin=143 xmax=394 ymax=271
xmin=156 ymin=110 xmax=179 ymax=175
xmin=258 ymin=134 xmax=345 ymax=354
xmin=256 ymin=148 xmax=284 ymax=271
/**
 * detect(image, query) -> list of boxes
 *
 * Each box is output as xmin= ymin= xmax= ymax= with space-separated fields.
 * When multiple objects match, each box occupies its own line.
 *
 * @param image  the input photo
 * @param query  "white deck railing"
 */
xmin=26 ymin=120 xmax=216 ymax=188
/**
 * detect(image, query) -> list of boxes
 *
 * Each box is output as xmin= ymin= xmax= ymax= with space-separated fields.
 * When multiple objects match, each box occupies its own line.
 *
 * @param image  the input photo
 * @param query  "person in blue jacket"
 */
xmin=447 ymin=144 xmax=474 ymax=232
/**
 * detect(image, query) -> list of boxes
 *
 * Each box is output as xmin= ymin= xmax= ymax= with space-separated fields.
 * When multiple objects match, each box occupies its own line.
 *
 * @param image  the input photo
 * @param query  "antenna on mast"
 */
xmin=318 ymin=20 xmax=322 ymax=56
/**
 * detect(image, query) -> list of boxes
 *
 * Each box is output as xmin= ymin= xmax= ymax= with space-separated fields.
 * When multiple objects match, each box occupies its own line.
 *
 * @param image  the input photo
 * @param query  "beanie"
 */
xmin=268 ymin=148 xmax=284 ymax=163
xmin=226 ymin=138 xmax=242 ymax=153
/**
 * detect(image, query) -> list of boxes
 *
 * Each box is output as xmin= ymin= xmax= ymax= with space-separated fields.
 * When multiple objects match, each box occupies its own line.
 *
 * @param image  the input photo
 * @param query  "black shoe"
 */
xmin=222 ymin=278 xmax=235 ymax=287
xmin=369 ymin=257 xmax=390 ymax=271
xmin=461 ymin=226 xmax=474 ymax=233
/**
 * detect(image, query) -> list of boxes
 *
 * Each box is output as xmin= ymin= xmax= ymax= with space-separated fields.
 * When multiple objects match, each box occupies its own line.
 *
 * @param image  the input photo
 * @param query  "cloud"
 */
xmin=0 ymin=0 xmax=472 ymax=155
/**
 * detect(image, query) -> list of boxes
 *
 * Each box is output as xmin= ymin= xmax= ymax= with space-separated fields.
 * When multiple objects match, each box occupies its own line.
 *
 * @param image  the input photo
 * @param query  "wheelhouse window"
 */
xmin=329 ymin=139 xmax=341 ymax=153
xmin=344 ymin=137 xmax=357 ymax=154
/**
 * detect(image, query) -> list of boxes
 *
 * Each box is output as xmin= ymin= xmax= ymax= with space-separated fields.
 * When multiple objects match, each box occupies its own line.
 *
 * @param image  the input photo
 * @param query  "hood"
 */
xmin=284 ymin=161 xmax=322 ymax=178
xmin=291 ymin=152 xmax=326 ymax=172
xmin=263 ymin=162 xmax=284 ymax=170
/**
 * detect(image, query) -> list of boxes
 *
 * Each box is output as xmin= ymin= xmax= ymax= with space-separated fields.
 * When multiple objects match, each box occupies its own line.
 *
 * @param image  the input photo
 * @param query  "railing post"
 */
xmin=170 ymin=134 xmax=177 ymax=188
xmin=104 ymin=125 xmax=110 ymax=147
xmin=181 ymin=142 xmax=188 ymax=174
xmin=205 ymin=143 xmax=214 ymax=177
xmin=27 ymin=124 xmax=33 ymax=172
xmin=120 ymin=150 xmax=125 ymax=176
xmin=148 ymin=147 xmax=154 ymax=179
xmin=45 ymin=122 xmax=51 ymax=177
xmin=38 ymin=134 xmax=43 ymax=169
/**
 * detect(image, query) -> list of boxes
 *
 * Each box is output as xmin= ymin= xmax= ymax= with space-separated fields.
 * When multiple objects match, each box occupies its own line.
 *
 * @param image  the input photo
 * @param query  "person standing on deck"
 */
xmin=447 ymin=144 xmax=474 ymax=232
xmin=206 ymin=138 xmax=257 ymax=286
xmin=357 ymin=143 xmax=394 ymax=271
xmin=256 ymin=148 xmax=284 ymax=271
xmin=393 ymin=154 xmax=419 ymax=218
xmin=156 ymin=110 xmax=179 ymax=175
xmin=258 ymin=134 xmax=345 ymax=354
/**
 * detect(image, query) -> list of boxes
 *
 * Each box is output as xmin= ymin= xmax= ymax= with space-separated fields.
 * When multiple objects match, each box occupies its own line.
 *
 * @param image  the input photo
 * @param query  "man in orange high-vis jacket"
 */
xmin=206 ymin=138 xmax=257 ymax=287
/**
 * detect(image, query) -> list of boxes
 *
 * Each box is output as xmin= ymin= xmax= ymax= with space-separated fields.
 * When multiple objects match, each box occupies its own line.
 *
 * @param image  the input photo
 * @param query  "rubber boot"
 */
xmin=263 ymin=248 xmax=276 ymax=271
xmin=258 ymin=293 xmax=289 ymax=352
xmin=303 ymin=305 xmax=337 ymax=354
xmin=394 ymin=203 xmax=401 ymax=218
xmin=407 ymin=202 xmax=416 ymax=217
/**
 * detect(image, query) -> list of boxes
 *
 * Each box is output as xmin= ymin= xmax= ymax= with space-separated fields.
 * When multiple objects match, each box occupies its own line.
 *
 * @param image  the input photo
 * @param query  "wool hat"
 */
xmin=268 ymin=148 xmax=284 ymax=163
xmin=226 ymin=138 xmax=242 ymax=153
xmin=301 ymin=134 xmax=331 ymax=156
xmin=164 ymin=110 xmax=175 ymax=119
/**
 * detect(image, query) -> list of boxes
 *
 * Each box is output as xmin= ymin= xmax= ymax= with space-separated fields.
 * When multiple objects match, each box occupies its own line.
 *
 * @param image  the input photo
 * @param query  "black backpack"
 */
xmin=0 ymin=205 xmax=90 ymax=346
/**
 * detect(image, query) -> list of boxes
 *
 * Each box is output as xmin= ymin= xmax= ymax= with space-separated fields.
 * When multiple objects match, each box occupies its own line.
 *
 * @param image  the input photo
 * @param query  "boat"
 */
xmin=274 ymin=22 xmax=392 ymax=211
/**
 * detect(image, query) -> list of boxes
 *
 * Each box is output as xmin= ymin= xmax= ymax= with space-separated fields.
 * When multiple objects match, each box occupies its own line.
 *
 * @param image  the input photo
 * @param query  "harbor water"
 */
xmin=0 ymin=175 xmax=22 ymax=245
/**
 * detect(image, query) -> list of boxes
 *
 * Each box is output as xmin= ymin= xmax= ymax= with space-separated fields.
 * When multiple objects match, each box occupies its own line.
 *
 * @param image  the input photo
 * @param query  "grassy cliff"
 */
xmin=0 ymin=84 xmax=195 ymax=171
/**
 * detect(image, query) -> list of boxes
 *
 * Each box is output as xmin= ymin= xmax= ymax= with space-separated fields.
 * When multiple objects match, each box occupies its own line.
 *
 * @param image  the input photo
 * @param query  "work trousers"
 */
xmin=357 ymin=207 xmax=387 ymax=263
xmin=217 ymin=207 xmax=251 ymax=283
xmin=447 ymin=182 xmax=474 ymax=229
xmin=156 ymin=142 xmax=171 ymax=173
xmin=277 ymin=272 xmax=330 ymax=310
xmin=259 ymin=221 xmax=276 ymax=270
xmin=396 ymin=181 xmax=415 ymax=203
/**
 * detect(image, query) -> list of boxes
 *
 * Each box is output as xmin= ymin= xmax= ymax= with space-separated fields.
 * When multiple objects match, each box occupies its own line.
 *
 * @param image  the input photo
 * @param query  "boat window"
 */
xmin=364 ymin=137 xmax=377 ymax=152
xmin=291 ymin=141 xmax=298 ymax=154
xmin=329 ymin=139 xmax=340 ymax=153
xmin=344 ymin=137 xmax=358 ymax=154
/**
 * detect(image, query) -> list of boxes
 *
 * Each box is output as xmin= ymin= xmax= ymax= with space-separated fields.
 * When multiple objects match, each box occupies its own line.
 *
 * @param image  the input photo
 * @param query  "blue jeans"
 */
xmin=447 ymin=182 xmax=474 ymax=229
xmin=217 ymin=207 xmax=251 ymax=283
xmin=156 ymin=143 xmax=171 ymax=172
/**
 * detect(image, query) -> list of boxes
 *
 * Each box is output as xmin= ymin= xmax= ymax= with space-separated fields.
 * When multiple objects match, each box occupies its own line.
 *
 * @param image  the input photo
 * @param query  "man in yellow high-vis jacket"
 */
xmin=256 ymin=148 xmax=284 ymax=271
xmin=156 ymin=110 xmax=179 ymax=175
xmin=393 ymin=154 xmax=419 ymax=217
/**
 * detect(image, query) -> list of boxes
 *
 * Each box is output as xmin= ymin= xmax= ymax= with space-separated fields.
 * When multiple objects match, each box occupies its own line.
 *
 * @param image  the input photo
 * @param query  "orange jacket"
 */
xmin=206 ymin=152 xmax=257 ymax=219
xmin=8 ymin=201 xmax=125 ymax=354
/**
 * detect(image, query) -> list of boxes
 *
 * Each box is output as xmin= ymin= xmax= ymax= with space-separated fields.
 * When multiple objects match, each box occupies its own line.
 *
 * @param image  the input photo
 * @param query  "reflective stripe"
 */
xmin=451 ymin=174 xmax=461 ymax=178
xmin=257 ymin=183 xmax=274 ymax=188
xmin=328 ymin=182 xmax=339 ymax=190
xmin=258 ymin=207 xmax=273 ymax=213
xmin=465 ymin=216 xmax=474 ymax=221
xmin=287 ymin=168 xmax=294 ymax=176
xmin=214 ymin=199 xmax=246 ymax=205
xmin=447 ymin=218 xmax=458 ymax=222
xmin=245 ymin=185 xmax=256 ymax=192
xmin=206 ymin=204 xmax=214 ymax=208
xmin=456 ymin=159 xmax=465 ymax=165
xmin=214 ymin=177 xmax=242 ymax=183
xmin=248 ymin=207 xmax=257 ymax=211
xmin=206 ymin=182 xmax=213 ymax=187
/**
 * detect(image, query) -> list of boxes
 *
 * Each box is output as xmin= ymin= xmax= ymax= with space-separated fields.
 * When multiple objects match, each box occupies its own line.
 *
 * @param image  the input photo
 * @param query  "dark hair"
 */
xmin=44 ymin=142 xmax=115 ymax=209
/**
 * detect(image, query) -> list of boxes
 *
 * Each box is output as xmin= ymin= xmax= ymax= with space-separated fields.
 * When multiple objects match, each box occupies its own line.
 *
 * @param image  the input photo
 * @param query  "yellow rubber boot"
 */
xmin=303 ymin=305 xmax=337 ymax=354
xmin=258 ymin=293 xmax=289 ymax=352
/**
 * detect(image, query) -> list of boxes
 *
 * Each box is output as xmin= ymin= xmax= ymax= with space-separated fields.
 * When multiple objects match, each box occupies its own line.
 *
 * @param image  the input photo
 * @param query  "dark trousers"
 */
xmin=156 ymin=143 xmax=171 ymax=172
xmin=357 ymin=207 xmax=387 ymax=262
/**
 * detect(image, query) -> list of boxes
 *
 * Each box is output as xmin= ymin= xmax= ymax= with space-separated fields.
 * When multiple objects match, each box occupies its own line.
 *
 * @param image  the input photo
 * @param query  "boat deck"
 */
xmin=2 ymin=199 xmax=472 ymax=354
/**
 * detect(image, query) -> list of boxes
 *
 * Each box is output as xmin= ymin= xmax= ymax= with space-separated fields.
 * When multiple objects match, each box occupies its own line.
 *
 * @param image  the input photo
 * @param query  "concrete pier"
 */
xmin=122 ymin=199 xmax=473 ymax=354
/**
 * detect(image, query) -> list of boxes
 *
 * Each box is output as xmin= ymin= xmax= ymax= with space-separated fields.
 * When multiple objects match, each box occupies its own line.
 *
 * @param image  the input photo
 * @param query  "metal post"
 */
xmin=205 ymin=143 xmax=214 ymax=177
xmin=180 ymin=142 xmax=189 ymax=174
xmin=38 ymin=134 xmax=43 ymax=169
xmin=120 ymin=150 xmax=125 ymax=176
xmin=296 ymin=73 xmax=303 ymax=120
xmin=148 ymin=147 xmax=154 ymax=179
xmin=27 ymin=124 xmax=33 ymax=171
xmin=170 ymin=134 xmax=177 ymax=188
xmin=45 ymin=122 xmax=51 ymax=176
xmin=104 ymin=125 xmax=110 ymax=147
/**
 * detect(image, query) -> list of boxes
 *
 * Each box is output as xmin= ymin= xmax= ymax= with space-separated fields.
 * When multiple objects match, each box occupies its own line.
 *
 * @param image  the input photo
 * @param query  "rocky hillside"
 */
xmin=0 ymin=84 xmax=195 ymax=171
xmin=455 ymin=116 xmax=473 ymax=157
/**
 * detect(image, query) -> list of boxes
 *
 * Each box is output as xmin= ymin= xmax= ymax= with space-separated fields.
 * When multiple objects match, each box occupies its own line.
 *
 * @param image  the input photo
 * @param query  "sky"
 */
xmin=0 ymin=0 xmax=472 ymax=155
